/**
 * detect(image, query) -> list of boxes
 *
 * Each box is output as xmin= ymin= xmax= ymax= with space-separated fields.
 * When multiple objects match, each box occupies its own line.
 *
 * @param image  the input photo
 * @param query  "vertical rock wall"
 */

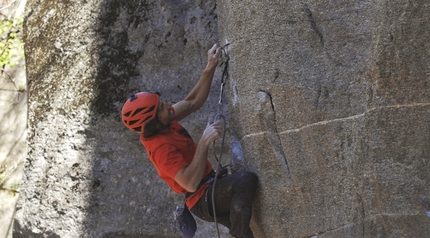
xmin=14 ymin=0 xmax=225 ymax=237
xmin=217 ymin=0 xmax=430 ymax=237
xmin=14 ymin=0 xmax=430 ymax=237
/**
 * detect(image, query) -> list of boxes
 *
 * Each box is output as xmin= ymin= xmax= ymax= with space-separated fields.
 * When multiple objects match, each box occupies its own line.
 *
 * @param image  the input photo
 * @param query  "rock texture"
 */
xmin=14 ymin=0 xmax=430 ymax=237
xmin=14 ymin=0 xmax=226 ymax=237
xmin=217 ymin=0 xmax=430 ymax=237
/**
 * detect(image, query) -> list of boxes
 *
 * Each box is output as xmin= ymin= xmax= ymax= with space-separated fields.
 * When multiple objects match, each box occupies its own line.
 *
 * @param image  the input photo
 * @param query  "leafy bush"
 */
xmin=0 ymin=16 xmax=24 ymax=68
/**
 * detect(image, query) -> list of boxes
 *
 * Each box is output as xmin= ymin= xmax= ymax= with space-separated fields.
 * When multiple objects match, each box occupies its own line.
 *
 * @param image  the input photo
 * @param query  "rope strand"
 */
xmin=211 ymin=43 xmax=230 ymax=238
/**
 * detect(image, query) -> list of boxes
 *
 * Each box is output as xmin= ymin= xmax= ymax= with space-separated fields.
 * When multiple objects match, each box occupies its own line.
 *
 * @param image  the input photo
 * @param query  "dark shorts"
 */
xmin=190 ymin=171 xmax=258 ymax=238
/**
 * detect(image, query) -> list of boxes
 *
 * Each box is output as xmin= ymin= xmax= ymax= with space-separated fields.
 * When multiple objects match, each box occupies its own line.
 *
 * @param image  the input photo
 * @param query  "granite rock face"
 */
xmin=217 ymin=0 xmax=430 ymax=237
xmin=14 ymin=0 xmax=224 ymax=237
xmin=15 ymin=0 xmax=430 ymax=237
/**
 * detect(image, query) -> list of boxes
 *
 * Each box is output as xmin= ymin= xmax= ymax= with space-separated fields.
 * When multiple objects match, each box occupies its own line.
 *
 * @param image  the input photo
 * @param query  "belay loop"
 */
xmin=211 ymin=43 xmax=230 ymax=238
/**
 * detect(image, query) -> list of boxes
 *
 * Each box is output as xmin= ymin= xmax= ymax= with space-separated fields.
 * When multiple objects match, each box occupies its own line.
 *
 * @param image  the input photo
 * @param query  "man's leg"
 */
xmin=190 ymin=187 xmax=231 ymax=229
xmin=208 ymin=171 xmax=258 ymax=238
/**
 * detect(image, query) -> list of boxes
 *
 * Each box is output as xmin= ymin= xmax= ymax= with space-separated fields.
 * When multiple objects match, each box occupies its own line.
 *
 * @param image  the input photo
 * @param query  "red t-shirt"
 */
xmin=140 ymin=120 xmax=213 ymax=208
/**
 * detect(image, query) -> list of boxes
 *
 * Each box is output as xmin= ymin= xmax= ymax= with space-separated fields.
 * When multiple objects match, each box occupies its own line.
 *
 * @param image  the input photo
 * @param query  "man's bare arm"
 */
xmin=173 ymin=44 xmax=221 ymax=121
xmin=174 ymin=121 xmax=223 ymax=192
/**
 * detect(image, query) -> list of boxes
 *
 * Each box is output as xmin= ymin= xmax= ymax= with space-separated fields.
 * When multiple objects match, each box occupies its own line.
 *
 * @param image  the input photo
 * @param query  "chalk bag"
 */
xmin=174 ymin=205 xmax=197 ymax=238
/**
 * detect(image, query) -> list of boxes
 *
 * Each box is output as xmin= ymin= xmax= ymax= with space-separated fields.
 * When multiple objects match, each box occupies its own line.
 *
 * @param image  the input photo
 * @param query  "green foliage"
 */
xmin=0 ymin=164 xmax=20 ymax=196
xmin=0 ymin=16 xmax=24 ymax=68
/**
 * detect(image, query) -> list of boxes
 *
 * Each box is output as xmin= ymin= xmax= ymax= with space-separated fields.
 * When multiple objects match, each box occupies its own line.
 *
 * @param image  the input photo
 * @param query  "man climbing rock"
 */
xmin=121 ymin=44 xmax=258 ymax=238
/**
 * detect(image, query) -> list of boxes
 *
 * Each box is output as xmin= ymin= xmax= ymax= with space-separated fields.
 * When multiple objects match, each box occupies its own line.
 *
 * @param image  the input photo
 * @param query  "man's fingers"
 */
xmin=208 ymin=44 xmax=221 ymax=56
xmin=212 ymin=121 xmax=224 ymax=129
xmin=209 ymin=44 xmax=218 ymax=53
xmin=214 ymin=47 xmax=221 ymax=57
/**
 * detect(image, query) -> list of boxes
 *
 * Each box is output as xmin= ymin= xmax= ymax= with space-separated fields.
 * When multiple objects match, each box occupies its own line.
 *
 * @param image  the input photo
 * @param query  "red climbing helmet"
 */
xmin=121 ymin=92 xmax=159 ymax=133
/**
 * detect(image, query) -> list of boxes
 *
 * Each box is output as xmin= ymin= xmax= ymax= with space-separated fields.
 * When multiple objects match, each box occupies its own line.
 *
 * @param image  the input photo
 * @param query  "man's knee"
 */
xmin=243 ymin=171 xmax=258 ymax=184
xmin=238 ymin=171 xmax=258 ymax=192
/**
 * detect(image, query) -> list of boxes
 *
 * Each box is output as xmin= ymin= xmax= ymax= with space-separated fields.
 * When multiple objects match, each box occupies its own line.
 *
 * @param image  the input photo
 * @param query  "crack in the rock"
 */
xmin=257 ymin=90 xmax=292 ymax=180
xmin=302 ymin=4 xmax=358 ymax=67
xmin=304 ymin=4 xmax=324 ymax=46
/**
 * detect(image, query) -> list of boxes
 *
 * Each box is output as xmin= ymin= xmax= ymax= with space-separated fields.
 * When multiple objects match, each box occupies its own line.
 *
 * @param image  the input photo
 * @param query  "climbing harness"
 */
xmin=211 ymin=44 xmax=230 ymax=238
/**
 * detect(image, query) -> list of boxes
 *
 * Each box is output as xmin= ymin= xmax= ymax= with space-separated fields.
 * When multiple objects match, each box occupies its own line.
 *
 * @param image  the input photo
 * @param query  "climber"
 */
xmin=121 ymin=44 xmax=258 ymax=238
